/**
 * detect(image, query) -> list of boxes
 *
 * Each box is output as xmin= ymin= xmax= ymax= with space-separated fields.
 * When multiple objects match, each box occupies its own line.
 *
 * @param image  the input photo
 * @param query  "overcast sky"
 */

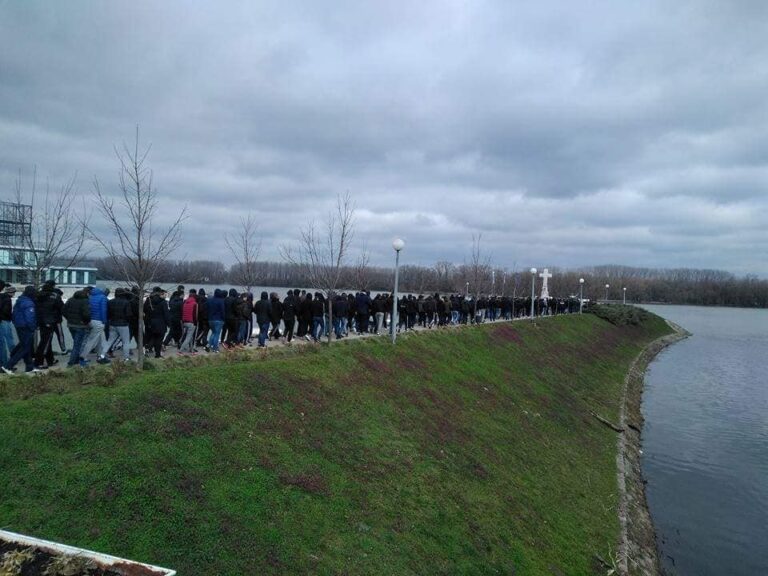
xmin=2 ymin=1 xmax=768 ymax=275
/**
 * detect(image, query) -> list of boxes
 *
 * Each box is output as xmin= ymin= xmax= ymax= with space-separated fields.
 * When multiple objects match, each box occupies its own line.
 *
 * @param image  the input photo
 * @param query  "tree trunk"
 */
xmin=136 ymin=282 xmax=145 ymax=369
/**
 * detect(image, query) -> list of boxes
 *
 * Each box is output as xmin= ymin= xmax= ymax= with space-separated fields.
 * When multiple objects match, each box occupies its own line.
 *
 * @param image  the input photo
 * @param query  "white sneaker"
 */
xmin=1 ymin=366 xmax=14 ymax=375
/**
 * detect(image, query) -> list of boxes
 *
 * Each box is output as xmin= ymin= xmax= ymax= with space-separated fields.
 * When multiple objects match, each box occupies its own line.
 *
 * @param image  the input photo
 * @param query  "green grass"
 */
xmin=0 ymin=311 xmax=671 ymax=575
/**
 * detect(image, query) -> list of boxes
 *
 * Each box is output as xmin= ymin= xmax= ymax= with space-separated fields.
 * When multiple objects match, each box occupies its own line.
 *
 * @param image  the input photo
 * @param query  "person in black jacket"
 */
xmin=103 ymin=288 xmax=133 ymax=361
xmin=282 ymin=290 xmax=297 ymax=343
xmin=62 ymin=287 xmax=92 ymax=367
xmin=239 ymin=293 xmax=252 ymax=345
xmin=145 ymin=287 xmax=170 ymax=358
xmin=253 ymin=291 xmax=271 ymax=348
xmin=34 ymin=280 xmax=63 ymax=369
xmin=52 ymin=288 xmax=67 ymax=354
xmin=311 ymin=293 xmax=325 ymax=342
xmin=163 ymin=290 xmax=184 ymax=347
xmin=223 ymin=288 xmax=240 ymax=347
xmin=298 ymin=293 xmax=312 ymax=339
xmin=0 ymin=284 xmax=16 ymax=367
xmin=334 ymin=294 xmax=349 ymax=339
xmin=268 ymin=292 xmax=283 ymax=339
xmin=194 ymin=289 xmax=209 ymax=348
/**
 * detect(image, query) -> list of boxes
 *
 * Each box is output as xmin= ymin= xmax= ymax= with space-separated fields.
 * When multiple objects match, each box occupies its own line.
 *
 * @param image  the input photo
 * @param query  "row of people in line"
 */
xmin=0 ymin=280 xmax=581 ymax=373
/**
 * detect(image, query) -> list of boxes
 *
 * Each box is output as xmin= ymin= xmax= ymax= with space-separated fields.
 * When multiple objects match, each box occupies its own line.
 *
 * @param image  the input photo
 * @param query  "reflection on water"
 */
xmin=642 ymin=305 xmax=768 ymax=575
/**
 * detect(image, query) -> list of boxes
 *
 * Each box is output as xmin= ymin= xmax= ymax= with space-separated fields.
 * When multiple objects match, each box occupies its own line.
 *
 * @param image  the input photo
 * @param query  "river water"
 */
xmin=641 ymin=305 xmax=768 ymax=575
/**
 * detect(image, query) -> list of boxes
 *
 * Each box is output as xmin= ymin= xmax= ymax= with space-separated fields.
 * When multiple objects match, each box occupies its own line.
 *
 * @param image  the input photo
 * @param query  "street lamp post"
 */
xmin=391 ymin=238 xmax=404 ymax=344
xmin=530 ymin=268 xmax=537 ymax=319
xmin=579 ymin=278 xmax=584 ymax=314
xmin=465 ymin=281 xmax=469 ymax=297
xmin=605 ymin=283 xmax=610 ymax=302
xmin=623 ymin=287 xmax=626 ymax=305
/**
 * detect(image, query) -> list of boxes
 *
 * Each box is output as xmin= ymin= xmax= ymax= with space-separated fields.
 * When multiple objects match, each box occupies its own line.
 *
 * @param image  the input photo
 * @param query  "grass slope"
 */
xmin=0 ymin=312 xmax=671 ymax=575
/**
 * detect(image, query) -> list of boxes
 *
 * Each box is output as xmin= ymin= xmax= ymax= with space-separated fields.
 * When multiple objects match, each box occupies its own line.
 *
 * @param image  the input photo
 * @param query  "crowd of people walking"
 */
xmin=0 ymin=279 xmax=582 ymax=374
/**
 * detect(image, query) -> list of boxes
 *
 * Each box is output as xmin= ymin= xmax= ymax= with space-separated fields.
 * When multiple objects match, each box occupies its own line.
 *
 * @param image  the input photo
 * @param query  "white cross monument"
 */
xmin=539 ymin=268 xmax=552 ymax=300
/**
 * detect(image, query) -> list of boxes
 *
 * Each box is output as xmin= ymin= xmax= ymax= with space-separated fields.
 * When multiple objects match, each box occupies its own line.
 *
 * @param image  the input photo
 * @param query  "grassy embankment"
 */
xmin=0 ymin=309 xmax=671 ymax=575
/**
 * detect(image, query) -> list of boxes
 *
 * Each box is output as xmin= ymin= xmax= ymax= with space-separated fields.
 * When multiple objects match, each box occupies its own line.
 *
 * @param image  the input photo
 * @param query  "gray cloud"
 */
xmin=2 ymin=0 xmax=768 ymax=275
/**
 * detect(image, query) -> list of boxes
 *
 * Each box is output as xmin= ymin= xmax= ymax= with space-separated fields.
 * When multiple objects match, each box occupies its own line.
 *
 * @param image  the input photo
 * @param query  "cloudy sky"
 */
xmin=2 ymin=1 xmax=768 ymax=274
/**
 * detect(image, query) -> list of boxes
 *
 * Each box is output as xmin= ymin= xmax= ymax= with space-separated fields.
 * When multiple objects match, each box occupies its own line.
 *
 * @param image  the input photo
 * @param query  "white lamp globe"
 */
xmin=392 ymin=238 xmax=405 ymax=252
xmin=530 ymin=267 xmax=537 ymax=274
xmin=579 ymin=278 xmax=584 ymax=284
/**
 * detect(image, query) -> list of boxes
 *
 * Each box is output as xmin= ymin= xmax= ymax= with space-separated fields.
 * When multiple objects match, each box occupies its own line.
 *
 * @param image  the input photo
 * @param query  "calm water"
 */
xmin=641 ymin=305 xmax=768 ymax=575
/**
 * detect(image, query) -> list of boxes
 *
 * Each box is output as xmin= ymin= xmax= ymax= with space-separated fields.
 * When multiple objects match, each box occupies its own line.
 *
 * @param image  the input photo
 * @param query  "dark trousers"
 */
xmin=54 ymin=322 xmax=66 ymax=352
xmin=225 ymin=319 xmax=239 ymax=345
xmin=163 ymin=320 xmax=182 ymax=346
xmin=357 ymin=313 xmax=369 ymax=333
xmin=195 ymin=320 xmax=209 ymax=346
xmin=283 ymin=316 xmax=295 ymax=342
xmin=6 ymin=326 xmax=35 ymax=371
xmin=35 ymin=324 xmax=56 ymax=367
xmin=148 ymin=332 xmax=164 ymax=358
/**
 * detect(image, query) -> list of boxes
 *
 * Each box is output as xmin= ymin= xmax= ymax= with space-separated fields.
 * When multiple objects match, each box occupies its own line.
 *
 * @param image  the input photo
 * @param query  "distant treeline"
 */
xmin=90 ymin=257 xmax=768 ymax=308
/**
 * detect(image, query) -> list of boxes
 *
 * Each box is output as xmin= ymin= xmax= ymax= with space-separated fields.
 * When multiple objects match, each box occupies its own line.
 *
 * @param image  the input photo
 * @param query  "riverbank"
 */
xmin=618 ymin=321 xmax=690 ymax=575
xmin=0 ymin=311 xmax=672 ymax=575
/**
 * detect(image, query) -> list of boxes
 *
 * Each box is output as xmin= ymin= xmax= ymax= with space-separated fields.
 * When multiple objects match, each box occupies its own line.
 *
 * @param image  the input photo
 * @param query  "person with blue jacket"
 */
xmin=80 ymin=286 xmax=110 ymax=364
xmin=206 ymin=289 xmax=226 ymax=352
xmin=2 ymin=285 xmax=39 ymax=374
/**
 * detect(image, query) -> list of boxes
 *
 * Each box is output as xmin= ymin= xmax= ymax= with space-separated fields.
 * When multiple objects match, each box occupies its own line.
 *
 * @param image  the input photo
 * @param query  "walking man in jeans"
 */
xmin=2 ymin=285 xmax=38 ymax=374
xmin=0 ymin=283 xmax=17 ymax=367
xmin=63 ymin=288 xmax=92 ymax=367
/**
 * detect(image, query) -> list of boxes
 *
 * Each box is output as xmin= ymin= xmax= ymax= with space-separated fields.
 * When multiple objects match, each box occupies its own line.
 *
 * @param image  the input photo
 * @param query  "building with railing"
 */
xmin=0 ymin=200 xmax=97 ymax=286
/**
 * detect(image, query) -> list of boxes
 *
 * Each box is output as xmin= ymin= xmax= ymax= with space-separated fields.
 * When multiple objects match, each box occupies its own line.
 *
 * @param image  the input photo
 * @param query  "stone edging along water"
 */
xmin=616 ymin=320 xmax=689 ymax=575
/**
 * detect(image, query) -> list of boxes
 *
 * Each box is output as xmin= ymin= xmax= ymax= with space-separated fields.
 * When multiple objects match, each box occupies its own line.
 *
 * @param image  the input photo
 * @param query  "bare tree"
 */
xmin=352 ymin=245 xmax=371 ymax=291
xmin=13 ymin=167 xmax=89 ymax=286
xmin=281 ymin=192 xmax=355 ymax=344
xmin=468 ymin=233 xmax=492 ymax=318
xmin=90 ymin=128 xmax=187 ymax=368
xmin=225 ymin=212 xmax=262 ymax=292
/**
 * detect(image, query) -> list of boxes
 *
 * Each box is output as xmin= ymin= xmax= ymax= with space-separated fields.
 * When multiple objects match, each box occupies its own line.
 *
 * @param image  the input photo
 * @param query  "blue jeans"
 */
xmin=312 ymin=316 xmax=324 ymax=341
xmin=208 ymin=320 xmax=223 ymax=351
xmin=0 ymin=320 xmax=16 ymax=367
xmin=257 ymin=321 xmax=269 ymax=347
xmin=68 ymin=327 xmax=87 ymax=366
xmin=6 ymin=326 xmax=34 ymax=371
xmin=238 ymin=320 xmax=249 ymax=344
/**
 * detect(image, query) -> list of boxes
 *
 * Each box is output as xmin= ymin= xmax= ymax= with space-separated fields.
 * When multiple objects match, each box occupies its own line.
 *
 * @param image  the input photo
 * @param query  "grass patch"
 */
xmin=0 ymin=313 xmax=671 ymax=575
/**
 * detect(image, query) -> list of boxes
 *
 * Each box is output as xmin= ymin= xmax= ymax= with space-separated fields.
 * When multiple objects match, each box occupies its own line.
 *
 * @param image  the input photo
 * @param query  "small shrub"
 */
xmin=586 ymin=303 xmax=652 ymax=326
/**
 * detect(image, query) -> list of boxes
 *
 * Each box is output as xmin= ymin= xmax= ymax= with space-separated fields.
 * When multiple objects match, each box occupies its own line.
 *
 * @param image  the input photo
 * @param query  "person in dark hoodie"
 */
xmin=163 ymin=290 xmax=184 ymax=348
xmin=238 ymin=293 xmax=251 ymax=345
xmin=34 ymin=280 xmax=63 ymax=369
xmin=311 ymin=293 xmax=325 ymax=342
xmin=2 ymin=285 xmax=38 ymax=374
xmin=145 ymin=287 xmax=170 ymax=358
xmin=53 ymin=288 xmax=67 ymax=354
xmin=206 ymin=289 xmax=226 ymax=352
xmin=0 ymin=284 xmax=16 ymax=367
xmin=195 ymin=289 xmax=209 ymax=348
xmin=253 ymin=291 xmax=271 ymax=348
xmin=282 ymin=289 xmax=297 ymax=343
xmin=103 ymin=287 xmax=133 ymax=361
xmin=223 ymin=288 xmax=240 ymax=348
xmin=268 ymin=292 xmax=283 ymax=339
xmin=334 ymin=293 xmax=349 ymax=339
xmin=63 ymin=287 xmax=91 ymax=367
